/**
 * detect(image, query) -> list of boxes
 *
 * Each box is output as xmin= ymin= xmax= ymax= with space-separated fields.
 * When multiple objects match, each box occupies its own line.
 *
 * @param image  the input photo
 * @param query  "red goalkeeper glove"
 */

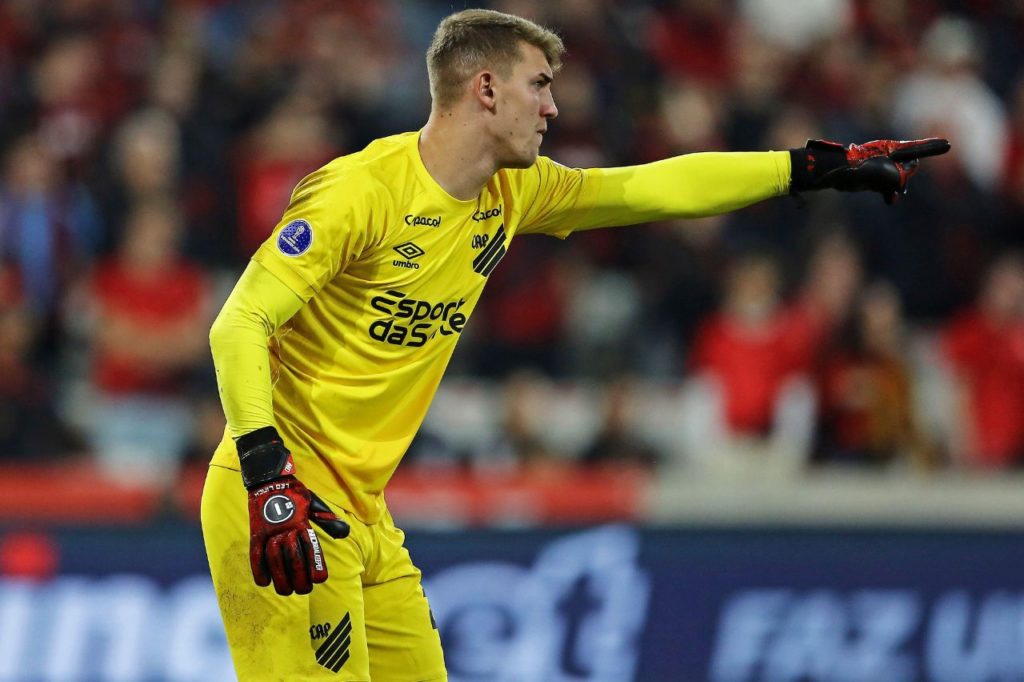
xmin=789 ymin=137 xmax=951 ymax=204
xmin=237 ymin=427 xmax=350 ymax=596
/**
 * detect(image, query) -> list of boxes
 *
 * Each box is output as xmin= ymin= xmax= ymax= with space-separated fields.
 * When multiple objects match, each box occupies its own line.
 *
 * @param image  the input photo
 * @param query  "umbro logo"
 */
xmin=315 ymin=613 xmax=352 ymax=673
xmin=393 ymin=241 xmax=425 ymax=270
xmin=394 ymin=242 xmax=425 ymax=260
xmin=472 ymin=224 xmax=506 ymax=277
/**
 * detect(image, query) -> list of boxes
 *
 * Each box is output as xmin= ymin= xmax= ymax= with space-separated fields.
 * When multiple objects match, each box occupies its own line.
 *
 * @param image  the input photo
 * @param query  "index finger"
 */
xmin=890 ymin=138 xmax=951 ymax=162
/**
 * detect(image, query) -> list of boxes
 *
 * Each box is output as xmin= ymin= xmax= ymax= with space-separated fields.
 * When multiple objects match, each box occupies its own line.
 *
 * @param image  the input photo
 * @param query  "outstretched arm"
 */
xmin=574 ymin=151 xmax=791 ymax=230
xmin=518 ymin=138 xmax=949 ymax=236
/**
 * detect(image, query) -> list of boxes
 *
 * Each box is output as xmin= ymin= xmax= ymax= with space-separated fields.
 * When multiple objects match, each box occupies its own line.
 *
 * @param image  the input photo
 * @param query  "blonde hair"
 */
xmin=427 ymin=9 xmax=564 ymax=108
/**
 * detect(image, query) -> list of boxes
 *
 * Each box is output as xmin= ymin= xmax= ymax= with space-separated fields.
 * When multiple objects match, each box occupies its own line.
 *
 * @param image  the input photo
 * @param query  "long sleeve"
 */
xmin=208 ymin=260 xmax=305 ymax=438
xmin=517 ymin=151 xmax=792 ymax=237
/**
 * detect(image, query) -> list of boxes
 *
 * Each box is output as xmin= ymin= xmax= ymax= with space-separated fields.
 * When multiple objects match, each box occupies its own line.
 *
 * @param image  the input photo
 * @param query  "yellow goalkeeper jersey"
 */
xmin=211 ymin=130 xmax=790 ymax=523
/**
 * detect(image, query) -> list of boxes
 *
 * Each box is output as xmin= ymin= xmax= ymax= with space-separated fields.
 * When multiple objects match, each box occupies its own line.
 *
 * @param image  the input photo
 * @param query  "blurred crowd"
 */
xmin=2 ymin=0 xmax=1024 ymax=486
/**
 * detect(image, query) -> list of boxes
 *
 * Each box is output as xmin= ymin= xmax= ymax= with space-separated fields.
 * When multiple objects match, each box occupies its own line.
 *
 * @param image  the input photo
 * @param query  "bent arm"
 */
xmin=209 ymin=260 xmax=305 ymax=438
xmin=576 ymin=151 xmax=791 ymax=230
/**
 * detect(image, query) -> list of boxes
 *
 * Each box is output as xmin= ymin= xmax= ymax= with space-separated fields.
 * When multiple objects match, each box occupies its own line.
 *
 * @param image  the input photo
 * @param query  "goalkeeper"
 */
xmin=202 ymin=8 xmax=949 ymax=681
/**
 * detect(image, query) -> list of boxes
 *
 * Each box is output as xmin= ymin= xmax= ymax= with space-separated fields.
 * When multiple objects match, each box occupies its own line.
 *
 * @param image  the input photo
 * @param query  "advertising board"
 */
xmin=1 ymin=525 xmax=1023 ymax=681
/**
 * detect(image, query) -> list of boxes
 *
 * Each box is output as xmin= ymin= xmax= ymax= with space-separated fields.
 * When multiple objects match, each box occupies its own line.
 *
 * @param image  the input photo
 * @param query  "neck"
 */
xmin=419 ymin=107 xmax=498 ymax=201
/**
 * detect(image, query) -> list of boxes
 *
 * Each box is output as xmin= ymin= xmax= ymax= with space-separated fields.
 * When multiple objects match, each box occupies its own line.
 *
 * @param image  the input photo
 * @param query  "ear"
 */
xmin=472 ymin=70 xmax=497 ymax=111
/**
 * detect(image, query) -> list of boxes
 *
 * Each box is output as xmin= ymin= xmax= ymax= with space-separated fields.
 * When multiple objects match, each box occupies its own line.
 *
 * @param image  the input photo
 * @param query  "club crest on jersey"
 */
xmin=315 ymin=613 xmax=353 ymax=673
xmin=277 ymin=219 xmax=313 ymax=256
xmin=472 ymin=224 xmax=507 ymax=277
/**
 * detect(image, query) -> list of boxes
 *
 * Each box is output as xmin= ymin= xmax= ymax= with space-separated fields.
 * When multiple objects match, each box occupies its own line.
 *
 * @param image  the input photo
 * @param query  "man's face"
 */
xmin=489 ymin=42 xmax=558 ymax=168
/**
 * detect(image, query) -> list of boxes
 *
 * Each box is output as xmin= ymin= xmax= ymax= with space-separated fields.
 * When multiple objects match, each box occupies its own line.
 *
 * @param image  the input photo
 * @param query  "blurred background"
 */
xmin=1 ymin=0 xmax=1024 ymax=680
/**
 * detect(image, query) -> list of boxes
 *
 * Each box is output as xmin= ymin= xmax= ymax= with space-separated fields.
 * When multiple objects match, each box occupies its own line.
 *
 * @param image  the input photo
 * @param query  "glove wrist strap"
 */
xmin=237 ymin=426 xmax=295 ymax=489
xmin=789 ymin=141 xmax=848 ymax=192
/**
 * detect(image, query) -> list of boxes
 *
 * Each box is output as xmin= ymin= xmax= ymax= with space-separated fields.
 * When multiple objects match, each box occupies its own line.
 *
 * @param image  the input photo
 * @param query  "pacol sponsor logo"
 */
xmin=472 ymin=206 xmax=502 ymax=221
xmin=404 ymin=214 xmax=441 ymax=228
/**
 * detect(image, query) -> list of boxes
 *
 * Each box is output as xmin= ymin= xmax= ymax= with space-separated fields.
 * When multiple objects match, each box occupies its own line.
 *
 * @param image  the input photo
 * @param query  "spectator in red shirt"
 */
xmin=682 ymin=253 xmax=817 ymax=477
xmin=941 ymin=253 xmax=1024 ymax=468
xmin=234 ymin=103 xmax=338 ymax=256
xmin=75 ymin=198 xmax=213 ymax=483
xmin=692 ymin=254 xmax=811 ymax=434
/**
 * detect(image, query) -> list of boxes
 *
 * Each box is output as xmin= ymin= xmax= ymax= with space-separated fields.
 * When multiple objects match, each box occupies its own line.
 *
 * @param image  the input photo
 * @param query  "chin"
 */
xmin=502 ymin=149 xmax=540 ymax=170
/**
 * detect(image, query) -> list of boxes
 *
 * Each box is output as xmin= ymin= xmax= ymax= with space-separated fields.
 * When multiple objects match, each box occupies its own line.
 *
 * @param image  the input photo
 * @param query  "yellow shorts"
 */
xmin=201 ymin=465 xmax=447 ymax=682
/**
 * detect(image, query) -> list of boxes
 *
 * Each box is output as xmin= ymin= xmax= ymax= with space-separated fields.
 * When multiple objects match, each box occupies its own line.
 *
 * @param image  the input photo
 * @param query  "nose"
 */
xmin=541 ymin=92 xmax=558 ymax=120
